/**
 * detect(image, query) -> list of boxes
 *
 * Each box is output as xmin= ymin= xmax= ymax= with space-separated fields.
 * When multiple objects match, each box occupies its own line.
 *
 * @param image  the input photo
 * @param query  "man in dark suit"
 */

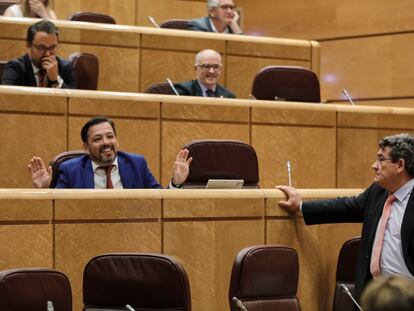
xmin=277 ymin=133 xmax=414 ymax=302
xmin=28 ymin=116 xmax=192 ymax=189
xmin=188 ymin=0 xmax=242 ymax=34
xmin=174 ymin=49 xmax=235 ymax=98
xmin=1 ymin=20 xmax=75 ymax=88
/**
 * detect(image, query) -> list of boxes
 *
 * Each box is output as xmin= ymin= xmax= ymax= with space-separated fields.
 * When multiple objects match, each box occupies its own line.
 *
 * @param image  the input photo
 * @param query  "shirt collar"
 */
xmin=197 ymin=79 xmax=216 ymax=94
xmin=92 ymin=157 xmax=119 ymax=172
xmin=208 ymin=17 xmax=229 ymax=33
xmin=392 ymin=178 xmax=414 ymax=202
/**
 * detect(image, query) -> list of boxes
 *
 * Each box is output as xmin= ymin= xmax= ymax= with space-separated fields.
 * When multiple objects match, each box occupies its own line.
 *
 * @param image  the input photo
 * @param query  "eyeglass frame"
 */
xmin=216 ymin=4 xmax=237 ymax=10
xmin=31 ymin=43 xmax=59 ymax=54
xmin=375 ymin=156 xmax=395 ymax=165
xmin=196 ymin=64 xmax=223 ymax=71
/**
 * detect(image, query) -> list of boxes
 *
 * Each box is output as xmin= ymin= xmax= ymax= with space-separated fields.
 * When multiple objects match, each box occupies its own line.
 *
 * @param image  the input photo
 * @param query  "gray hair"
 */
xmin=379 ymin=133 xmax=414 ymax=177
xmin=194 ymin=49 xmax=222 ymax=66
xmin=207 ymin=0 xmax=220 ymax=9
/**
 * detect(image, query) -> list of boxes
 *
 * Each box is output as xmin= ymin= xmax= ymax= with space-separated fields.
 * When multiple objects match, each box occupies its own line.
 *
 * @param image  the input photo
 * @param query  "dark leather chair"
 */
xmin=0 ymin=60 xmax=7 ymax=83
xmin=333 ymin=237 xmax=361 ymax=311
xmin=229 ymin=245 xmax=301 ymax=311
xmin=69 ymin=52 xmax=99 ymax=90
xmin=83 ymin=253 xmax=191 ymax=310
xmin=251 ymin=66 xmax=321 ymax=102
xmin=49 ymin=150 xmax=86 ymax=188
xmin=0 ymin=1 xmax=16 ymax=15
xmin=144 ymin=82 xmax=176 ymax=95
xmin=0 ymin=268 xmax=72 ymax=311
xmin=183 ymin=139 xmax=259 ymax=188
xmin=160 ymin=19 xmax=190 ymax=30
xmin=69 ymin=12 xmax=116 ymax=24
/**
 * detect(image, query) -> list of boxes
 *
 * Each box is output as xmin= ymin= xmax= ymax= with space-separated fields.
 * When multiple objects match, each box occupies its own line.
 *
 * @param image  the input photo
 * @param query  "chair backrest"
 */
xmin=0 ymin=1 xmax=16 ymax=15
xmin=251 ymin=66 xmax=321 ymax=102
xmin=83 ymin=253 xmax=191 ymax=310
xmin=0 ymin=60 xmax=7 ymax=83
xmin=69 ymin=12 xmax=116 ymax=24
xmin=229 ymin=245 xmax=301 ymax=311
xmin=0 ymin=268 xmax=72 ymax=311
xmin=183 ymin=139 xmax=259 ymax=188
xmin=144 ymin=82 xmax=176 ymax=95
xmin=49 ymin=150 xmax=86 ymax=188
xmin=333 ymin=237 xmax=361 ymax=311
xmin=69 ymin=52 xmax=99 ymax=90
xmin=160 ymin=19 xmax=190 ymax=30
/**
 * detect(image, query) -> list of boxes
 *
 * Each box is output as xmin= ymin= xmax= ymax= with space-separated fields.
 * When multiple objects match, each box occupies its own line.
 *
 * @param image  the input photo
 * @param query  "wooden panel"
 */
xmin=164 ymin=220 xmax=264 ymax=311
xmin=0 ymin=200 xmax=52 ymax=220
xmin=0 ymin=114 xmax=66 ymax=187
xmin=68 ymin=117 xmax=161 ymax=180
xmin=164 ymin=198 xmax=264 ymax=218
xmin=136 ymin=0 xmax=206 ymax=26
xmin=329 ymin=99 xmax=414 ymax=108
xmin=0 ymin=92 xmax=66 ymax=113
xmin=252 ymin=125 xmax=336 ymax=188
xmin=53 ymin=0 xmax=136 ymax=25
xmin=161 ymin=121 xmax=249 ymax=185
xmin=0 ymin=39 xmax=26 ymax=61
xmin=338 ymin=111 xmax=414 ymax=129
xmin=55 ymin=222 xmax=161 ymax=311
xmin=226 ymin=56 xmax=310 ymax=99
xmin=0 ymin=225 xmax=52 ymax=269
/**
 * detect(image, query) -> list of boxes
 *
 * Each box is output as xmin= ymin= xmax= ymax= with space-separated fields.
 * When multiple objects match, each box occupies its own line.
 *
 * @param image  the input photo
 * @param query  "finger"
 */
xmin=186 ymin=156 xmax=193 ymax=165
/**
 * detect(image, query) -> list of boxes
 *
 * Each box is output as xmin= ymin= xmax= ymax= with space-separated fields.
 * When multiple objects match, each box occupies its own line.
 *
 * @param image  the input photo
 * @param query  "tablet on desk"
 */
xmin=206 ymin=179 xmax=244 ymax=189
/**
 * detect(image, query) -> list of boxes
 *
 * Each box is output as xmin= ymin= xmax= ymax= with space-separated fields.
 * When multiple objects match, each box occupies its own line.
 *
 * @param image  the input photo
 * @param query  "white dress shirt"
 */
xmin=91 ymin=158 xmax=123 ymax=189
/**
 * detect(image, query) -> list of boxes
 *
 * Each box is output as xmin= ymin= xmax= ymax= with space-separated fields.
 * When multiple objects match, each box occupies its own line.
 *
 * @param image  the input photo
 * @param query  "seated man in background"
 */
xmin=28 ymin=116 xmax=192 ymax=189
xmin=1 ymin=20 xmax=75 ymax=88
xmin=174 ymin=49 xmax=235 ymax=98
xmin=188 ymin=0 xmax=242 ymax=34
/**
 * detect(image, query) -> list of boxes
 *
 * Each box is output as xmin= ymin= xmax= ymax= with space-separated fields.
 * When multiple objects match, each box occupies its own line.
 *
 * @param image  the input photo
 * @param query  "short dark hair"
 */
xmin=80 ymin=116 xmax=116 ymax=143
xmin=26 ymin=20 xmax=59 ymax=45
xmin=379 ymin=133 xmax=414 ymax=177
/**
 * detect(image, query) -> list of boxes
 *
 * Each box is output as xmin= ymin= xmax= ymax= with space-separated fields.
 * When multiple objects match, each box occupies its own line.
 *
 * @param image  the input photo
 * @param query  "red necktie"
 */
xmin=103 ymin=165 xmax=114 ymax=189
xmin=370 ymin=194 xmax=396 ymax=278
xmin=38 ymin=70 xmax=47 ymax=87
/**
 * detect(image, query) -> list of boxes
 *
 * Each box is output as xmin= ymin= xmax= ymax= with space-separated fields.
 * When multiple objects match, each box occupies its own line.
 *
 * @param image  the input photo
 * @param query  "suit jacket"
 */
xmin=174 ymin=79 xmax=236 ymax=98
xmin=187 ymin=16 xmax=234 ymax=33
xmin=1 ymin=53 xmax=75 ymax=88
xmin=55 ymin=151 xmax=162 ymax=189
xmin=302 ymin=182 xmax=414 ymax=301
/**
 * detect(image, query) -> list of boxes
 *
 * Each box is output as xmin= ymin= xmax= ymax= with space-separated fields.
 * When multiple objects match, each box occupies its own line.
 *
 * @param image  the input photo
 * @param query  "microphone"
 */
xmin=125 ymin=304 xmax=136 ymax=311
xmin=166 ymin=78 xmax=180 ymax=96
xmin=232 ymin=297 xmax=248 ymax=311
xmin=147 ymin=16 xmax=160 ymax=28
xmin=340 ymin=284 xmax=363 ymax=311
xmin=286 ymin=160 xmax=292 ymax=187
xmin=342 ymin=89 xmax=356 ymax=105
xmin=47 ymin=301 xmax=54 ymax=311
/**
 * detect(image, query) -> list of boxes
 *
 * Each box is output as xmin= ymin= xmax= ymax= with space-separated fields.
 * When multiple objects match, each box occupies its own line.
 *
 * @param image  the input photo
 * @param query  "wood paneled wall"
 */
xmin=0 ymin=188 xmax=362 ymax=311
xmin=236 ymin=0 xmax=414 ymax=107
xmin=2 ymin=86 xmax=414 ymax=191
xmin=0 ymin=18 xmax=318 ymax=99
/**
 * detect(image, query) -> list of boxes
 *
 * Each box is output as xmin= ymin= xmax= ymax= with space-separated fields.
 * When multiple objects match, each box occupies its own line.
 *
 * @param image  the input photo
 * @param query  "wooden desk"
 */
xmin=0 ymin=188 xmax=362 ymax=311
xmin=0 ymin=17 xmax=319 ymax=98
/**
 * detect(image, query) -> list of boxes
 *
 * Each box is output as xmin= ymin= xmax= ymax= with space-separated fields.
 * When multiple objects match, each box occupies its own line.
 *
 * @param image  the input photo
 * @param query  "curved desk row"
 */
xmin=0 ymin=188 xmax=362 ymax=311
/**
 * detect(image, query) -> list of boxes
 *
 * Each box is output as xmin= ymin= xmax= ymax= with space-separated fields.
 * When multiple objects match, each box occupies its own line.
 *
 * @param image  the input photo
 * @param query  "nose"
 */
xmin=208 ymin=67 xmax=215 ymax=73
xmin=372 ymin=160 xmax=379 ymax=170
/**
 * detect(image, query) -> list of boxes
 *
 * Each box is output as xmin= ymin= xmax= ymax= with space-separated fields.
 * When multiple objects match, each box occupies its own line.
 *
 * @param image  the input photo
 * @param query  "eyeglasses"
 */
xmin=197 ymin=64 xmax=223 ymax=71
xmin=218 ymin=4 xmax=237 ymax=10
xmin=375 ymin=156 xmax=394 ymax=164
xmin=32 ymin=44 xmax=59 ymax=54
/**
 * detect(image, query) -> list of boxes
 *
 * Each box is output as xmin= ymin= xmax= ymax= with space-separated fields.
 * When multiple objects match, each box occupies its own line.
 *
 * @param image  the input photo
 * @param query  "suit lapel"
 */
xmin=118 ymin=154 xmax=132 ymax=188
xmin=23 ymin=54 xmax=37 ymax=87
xmin=401 ymin=188 xmax=414 ymax=260
xmin=82 ymin=158 xmax=95 ymax=188
xmin=193 ymin=80 xmax=203 ymax=96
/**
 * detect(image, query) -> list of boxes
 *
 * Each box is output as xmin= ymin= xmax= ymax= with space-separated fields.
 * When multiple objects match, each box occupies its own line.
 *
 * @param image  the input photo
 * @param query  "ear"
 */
xmin=83 ymin=142 xmax=89 ymax=153
xmin=208 ymin=8 xmax=215 ymax=17
xmin=397 ymin=158 xmax=406 ymax=173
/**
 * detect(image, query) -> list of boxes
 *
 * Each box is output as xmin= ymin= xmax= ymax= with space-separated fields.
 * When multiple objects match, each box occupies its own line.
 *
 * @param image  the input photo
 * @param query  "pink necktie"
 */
xmin=370 ymin=194 xmax=396 ymax=278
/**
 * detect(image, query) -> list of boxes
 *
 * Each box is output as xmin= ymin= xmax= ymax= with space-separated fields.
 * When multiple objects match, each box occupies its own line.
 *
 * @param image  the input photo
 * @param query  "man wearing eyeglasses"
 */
xmin=188 ymin=0 xmax=242 ymax=34
xmin=174 ymin=49 xmax=235 ymax=98
xmin=1 ymin=20 xmax=75 ymax=88
xmin=277 ymin=133 xmax=414 ymax=303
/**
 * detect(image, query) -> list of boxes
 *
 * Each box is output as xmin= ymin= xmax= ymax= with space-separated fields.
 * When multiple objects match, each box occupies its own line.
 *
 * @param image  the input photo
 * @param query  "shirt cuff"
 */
xmin=169 ymin=179 xmax=183 ymax=189
xmin=51 ymin=75 xmax=64 ymax=88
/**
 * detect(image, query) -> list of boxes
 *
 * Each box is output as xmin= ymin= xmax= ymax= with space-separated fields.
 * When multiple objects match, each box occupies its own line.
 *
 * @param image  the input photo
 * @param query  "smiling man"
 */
xmin=174 ymin=49 xmax=235 ymax=98
xmin=28 ymin=116 xmax=192 ymax=189
xmin=188 ymin=0 xmax=242 ymax=34
xmin=276 ymin=133 xmax=414 ymax=303
xmin=1 ymin=19 xmax=75 ymax=88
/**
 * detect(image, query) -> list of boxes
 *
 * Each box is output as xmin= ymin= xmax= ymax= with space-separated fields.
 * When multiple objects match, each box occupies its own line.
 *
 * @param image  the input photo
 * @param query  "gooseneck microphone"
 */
xmin=342 ymin=89 xmax=356 ymax=105
xmin=125 ymin=304 xmax=136 ymax=311
xmin=287 ymin=160 xmax=292 ymax=187
xmin=47 ymin=301 xmax=54 ymax=311
xmin=147 ymin=16 xmax=160 ymax=28
xmin=340 ymin=284 xmax=363 ymax=311
xmin=166 ymin=78 xmax=180 ymax=96
xmin=232 ymin=297 xmax=248 ymax=311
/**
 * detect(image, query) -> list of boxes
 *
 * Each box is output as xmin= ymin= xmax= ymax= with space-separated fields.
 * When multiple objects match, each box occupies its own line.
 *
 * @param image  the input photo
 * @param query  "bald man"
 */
xmin=174 ymin=49 xmax=235 ymax=98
